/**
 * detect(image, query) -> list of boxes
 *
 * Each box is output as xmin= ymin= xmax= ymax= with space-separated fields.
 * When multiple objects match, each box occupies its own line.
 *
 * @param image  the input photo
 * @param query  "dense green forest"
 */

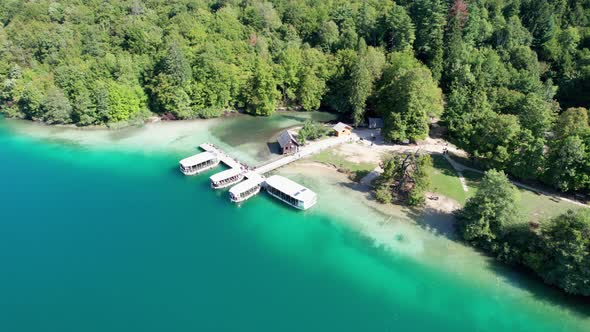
xmin=458 ymin=170 xmax=590 ymax=296
xmin=1 ymin=0 xmax=590 ymax=194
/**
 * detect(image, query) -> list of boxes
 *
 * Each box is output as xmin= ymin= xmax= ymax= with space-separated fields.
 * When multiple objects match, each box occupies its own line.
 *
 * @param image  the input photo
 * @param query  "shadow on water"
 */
xmin=266 ymin=142 xmax=281 ymax=156
xmin=409 ymin=202 xmax=590 ymax=318
xmin=486 ymin=255 xmax=590 ymax=318
xmin=210 ymin=111 xmax=337 ymax=147
xmin=414 ymin=212 xmax=590 ymax=318
xmin=334 ymin=179 xmax=590 ymax=320
xmin=405 ymin=206 xmax=458 ymax=240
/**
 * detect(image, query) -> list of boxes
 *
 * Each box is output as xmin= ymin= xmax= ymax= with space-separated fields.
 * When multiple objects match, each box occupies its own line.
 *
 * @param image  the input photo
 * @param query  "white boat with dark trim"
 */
xmin=264 ymin=175 xmax=317 ymax=210
xmin=210 ymin=168 xmax=244 ymax=189
xmin=229 ymin=176 xmax=264 ymax=203
xmin=179 ymin=151 xmax=219 ymax=175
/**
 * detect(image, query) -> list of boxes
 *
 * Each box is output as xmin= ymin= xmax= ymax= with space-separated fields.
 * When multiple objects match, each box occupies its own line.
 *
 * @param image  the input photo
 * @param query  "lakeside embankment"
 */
xmin=1 ymin=113 xmax=589 ymax=331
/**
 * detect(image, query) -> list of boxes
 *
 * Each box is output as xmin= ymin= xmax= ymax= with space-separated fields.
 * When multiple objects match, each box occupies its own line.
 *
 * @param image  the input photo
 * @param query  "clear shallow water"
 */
xmin=0 ymin=118 xmax=589 ymax=332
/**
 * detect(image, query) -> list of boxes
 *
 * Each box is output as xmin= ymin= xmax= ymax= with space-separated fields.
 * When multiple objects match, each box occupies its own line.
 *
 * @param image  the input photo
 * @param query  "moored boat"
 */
xmin=179 ymin=151 xmax=219 ymax=175
xmin=210 ymin=168 xmax=244 ymax=189
xmin=264 ymin=175 xmax=317 ymax=210
xmin=229 ymin=176 xmax=264 ymax=203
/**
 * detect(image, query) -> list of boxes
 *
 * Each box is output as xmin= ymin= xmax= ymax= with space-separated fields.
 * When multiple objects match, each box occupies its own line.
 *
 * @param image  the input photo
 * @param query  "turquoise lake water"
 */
xmin=0 ymin=117 xmax=589 ymax=332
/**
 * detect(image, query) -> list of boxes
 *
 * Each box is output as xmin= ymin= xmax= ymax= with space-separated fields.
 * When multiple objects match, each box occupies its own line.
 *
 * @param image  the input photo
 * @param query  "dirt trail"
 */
xmin=349 ymin=129 xmax=588 ymax=208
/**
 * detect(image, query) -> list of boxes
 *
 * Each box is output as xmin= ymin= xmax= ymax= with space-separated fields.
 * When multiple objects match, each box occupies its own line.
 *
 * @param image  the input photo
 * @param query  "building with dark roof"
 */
xmin=277 ymin=130 xmax=299 ymax=155
xmin=368 ymin=117 xmax=384 ymax=129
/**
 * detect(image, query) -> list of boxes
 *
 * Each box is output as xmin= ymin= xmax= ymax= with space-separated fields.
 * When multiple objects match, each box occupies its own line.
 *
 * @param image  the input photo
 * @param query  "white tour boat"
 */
xmin=179 ymin=151 xmax=219 ymax=175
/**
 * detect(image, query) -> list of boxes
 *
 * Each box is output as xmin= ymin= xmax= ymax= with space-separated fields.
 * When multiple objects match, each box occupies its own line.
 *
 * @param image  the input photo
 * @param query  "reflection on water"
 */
xmin=0 ymin=111 xmax=338 ymax=164
xmin=211 ymin=111 xmax=338 ymax=162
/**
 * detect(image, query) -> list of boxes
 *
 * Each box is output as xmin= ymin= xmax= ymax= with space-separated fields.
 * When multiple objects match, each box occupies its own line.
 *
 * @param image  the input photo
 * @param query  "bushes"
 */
xmin=375 ymin=185 xmax=393 ymax=204
xmin=457 ymin=170 xmax=521 ymax=250
xmin=297 ymin=120 xmax=330 ymax=144
xmin=374 ymin=153 xmax=432 ymax=206
xmin=457 ymin=169 xmax=590 ymax=296
xmin=532 ymin=210 xmax=590 ymax=296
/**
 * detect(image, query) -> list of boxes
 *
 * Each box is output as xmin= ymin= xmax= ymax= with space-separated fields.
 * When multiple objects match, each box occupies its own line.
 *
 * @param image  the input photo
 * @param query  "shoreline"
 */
xmin=0 ymin=114 xmax=584 ymax=279
xmin=2 ymin=115 xmax=589 ymax=324
xmin=276 ymin=160 xmax=590 ymax=319
xmin=0 ymin=107 xmax=317 ymax=131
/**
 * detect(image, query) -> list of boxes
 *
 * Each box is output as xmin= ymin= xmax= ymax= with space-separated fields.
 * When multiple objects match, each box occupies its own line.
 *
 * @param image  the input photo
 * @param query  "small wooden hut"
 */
xmin=332 ymin=122 xmax=353 ymax=137
xmin=277 ymin=130 xmax=299 ymax=155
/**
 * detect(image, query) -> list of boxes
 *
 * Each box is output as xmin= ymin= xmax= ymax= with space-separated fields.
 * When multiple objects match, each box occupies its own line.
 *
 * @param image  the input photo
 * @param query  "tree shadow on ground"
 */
xmin=335 ymin=179 xmax=458 ymax=241
xmin=432 ymin=154 xmax=459 ymax=177
xmin=404 ymin=205 xmax=459 ymax=241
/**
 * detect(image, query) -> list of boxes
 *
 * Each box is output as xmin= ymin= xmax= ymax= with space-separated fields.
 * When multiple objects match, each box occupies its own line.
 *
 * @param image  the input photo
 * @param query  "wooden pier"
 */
xmin=253 ymin=135 xmax=359 ymax=174
xmin=199 ymin=143 xmax=248 ymax=170
xmin=191 ymin=132 xmax=360 ymax=205
xmin=200 ymin=134 xmax=359 ymax=176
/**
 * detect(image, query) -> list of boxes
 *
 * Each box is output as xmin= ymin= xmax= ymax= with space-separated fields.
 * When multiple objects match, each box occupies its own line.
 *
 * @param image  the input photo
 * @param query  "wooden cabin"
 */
xmin=332 ymin=122 xmax=353 ymax=137
xmin=277 ymin=130 xmax=299 ymax=155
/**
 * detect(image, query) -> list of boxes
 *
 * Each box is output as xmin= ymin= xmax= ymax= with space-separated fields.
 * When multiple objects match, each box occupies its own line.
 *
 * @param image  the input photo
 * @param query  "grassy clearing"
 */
xmin=429 ymin=155 xmax=467 ymax=204
xmin=518 ymin=190 xmax=579 ymax=222
xmin=460 ymin=169 xmax=580 ymax=222
xmin=312 ymin=149 xmax=583 ymax=221
xmin=462 ymin=170 xmax=484 ymax=200
xmin=311 ymin=150 xmax=376 ymax=173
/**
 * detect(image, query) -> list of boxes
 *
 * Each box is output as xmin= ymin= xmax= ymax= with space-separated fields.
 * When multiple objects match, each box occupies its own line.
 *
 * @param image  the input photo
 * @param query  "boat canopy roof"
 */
xmin=210 ymin=168 xmax=242 ymax=182
xmin=179 ymin=151 xmax=217 ymax=167
xmin=230 ymin=175 xmax=264 ymax=196
xmin=265 ymin=175 xmax=316 ymax=202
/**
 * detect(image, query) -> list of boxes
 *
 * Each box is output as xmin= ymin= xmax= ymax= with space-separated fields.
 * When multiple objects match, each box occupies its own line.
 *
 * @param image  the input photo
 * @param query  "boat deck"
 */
xmin=183 ymin=132 xmax=359 ymax=207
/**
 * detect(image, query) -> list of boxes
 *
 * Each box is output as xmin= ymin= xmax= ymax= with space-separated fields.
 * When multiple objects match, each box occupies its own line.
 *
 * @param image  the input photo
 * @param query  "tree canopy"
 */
xmin=458 ymin=170 xmax=590 ymax=296
xmin=457 ymin=169 xmax=521 ymax=251
xmin=374 ymin=152 xmax=433 ymax=206
xmin=1 ymin=0 xmax=590 ymax=194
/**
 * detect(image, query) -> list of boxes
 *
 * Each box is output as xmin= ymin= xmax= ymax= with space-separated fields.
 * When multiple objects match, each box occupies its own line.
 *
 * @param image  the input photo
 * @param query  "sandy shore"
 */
xmin=310 ymin=141 xmax=463 ymax=212
xmin=275 ymin=159 xmax=559 ymax=307
xmin=277 ymin=159 xmax=469 ymax=264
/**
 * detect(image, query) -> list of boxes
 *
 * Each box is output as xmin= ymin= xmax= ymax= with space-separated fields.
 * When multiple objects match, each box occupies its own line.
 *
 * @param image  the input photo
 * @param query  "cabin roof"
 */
xmin=210 ymin=168 xmax=242 ymax=182
xmin=333 ymin=122 xmax=352 ymax=132
xmin=265 ymin=175 xmax=316 ymax=202
xmin=229 ymin=176 xmax=264 ymax=195
xmin=179 ymin=151 xmax=217 ymax=167
xmin=277 ymin=130 xmax=297 ymax=148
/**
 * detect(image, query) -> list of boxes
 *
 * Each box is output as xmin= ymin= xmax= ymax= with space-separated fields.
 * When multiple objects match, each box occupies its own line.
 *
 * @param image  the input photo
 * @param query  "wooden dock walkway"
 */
xmin=200 ymin=143 xmax=248 ymax=170
xmin=190 ymin=133 xmax=360 ymax=205
xmin=200 ymin=133 xmax=359 ymax=176
xmin=253 ymin=134 xmax=360 ymax=175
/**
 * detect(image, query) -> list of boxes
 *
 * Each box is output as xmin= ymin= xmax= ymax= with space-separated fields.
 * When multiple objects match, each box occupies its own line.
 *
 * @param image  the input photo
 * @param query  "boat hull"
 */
xmin=265 ymin=189 xmax=316 ymax=210
xmin=211 ymin=175 xmax=245 ymax=189
xmin=230 ymin=186 xmax=261 ymax=203
xmin=179 ymin=161 xmax=220 ymax=176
